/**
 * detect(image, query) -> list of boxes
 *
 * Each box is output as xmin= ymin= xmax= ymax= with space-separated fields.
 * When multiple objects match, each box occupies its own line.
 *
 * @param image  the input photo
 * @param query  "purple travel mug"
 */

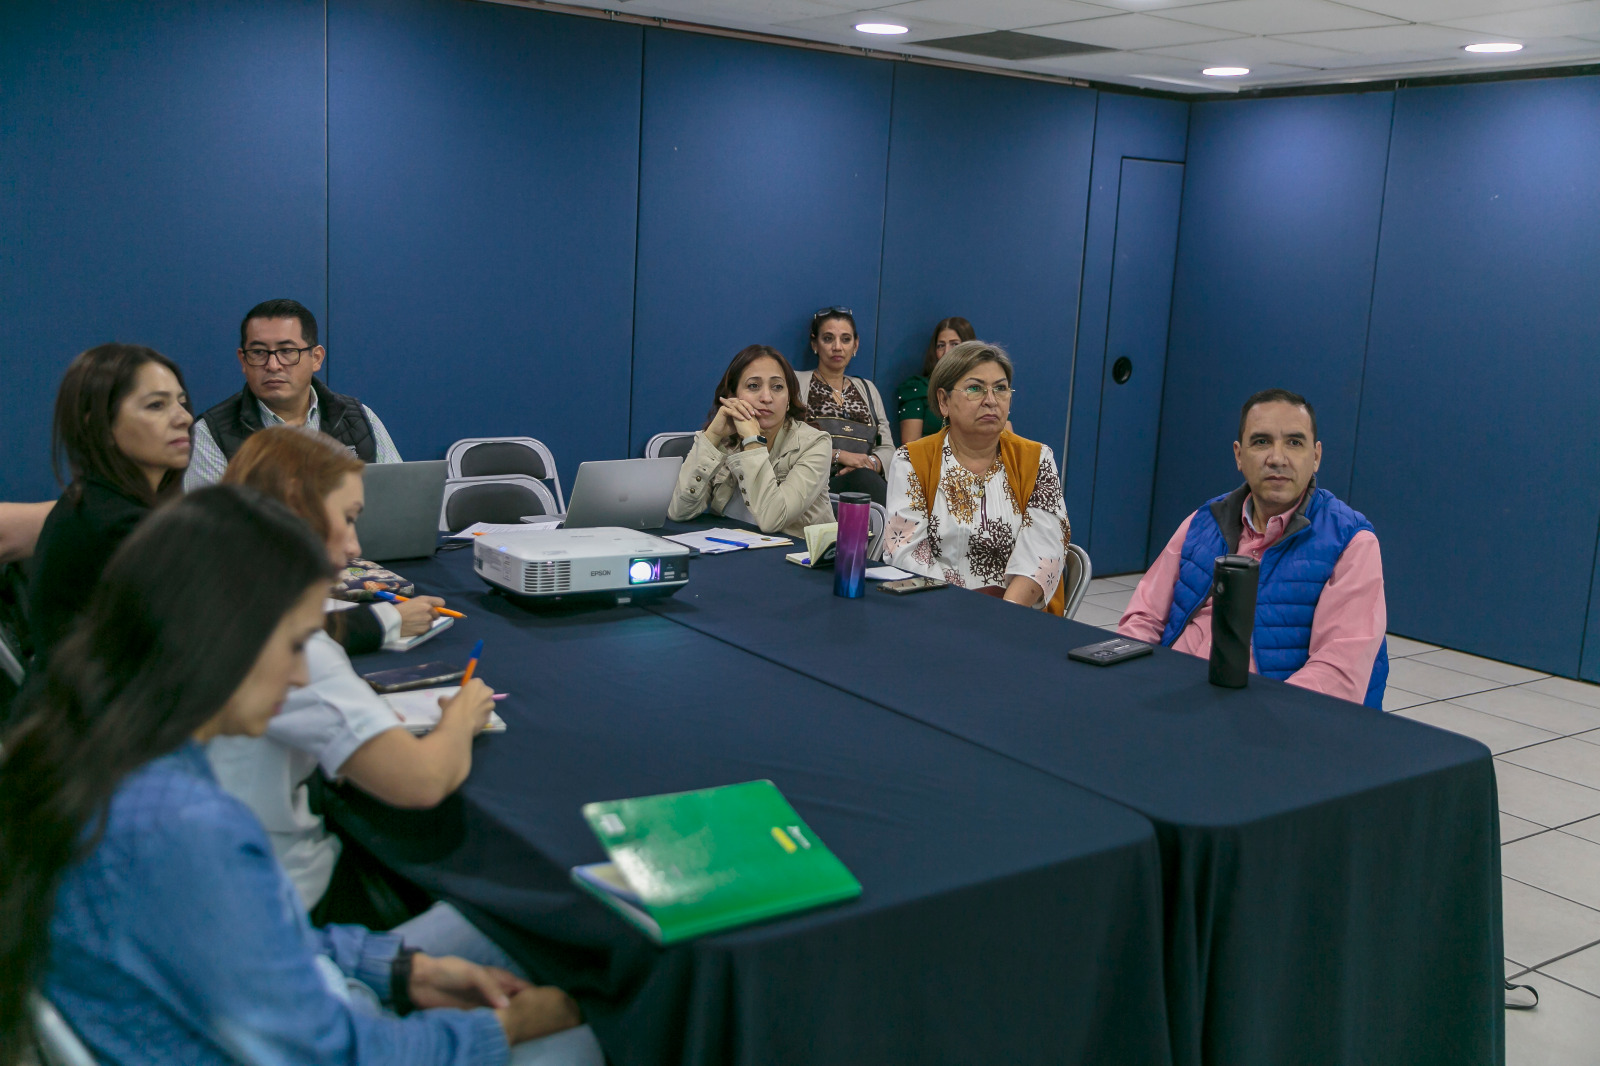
xmin=833 ymin=492 xmax=871 ymax=599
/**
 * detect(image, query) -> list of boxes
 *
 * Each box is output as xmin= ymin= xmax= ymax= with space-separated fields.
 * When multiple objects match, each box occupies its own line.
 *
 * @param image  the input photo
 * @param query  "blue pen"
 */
xmin=461 ymin=639 xmax=485 ymax=684
xmin=705 ymin=536 xmax=749 ymax=550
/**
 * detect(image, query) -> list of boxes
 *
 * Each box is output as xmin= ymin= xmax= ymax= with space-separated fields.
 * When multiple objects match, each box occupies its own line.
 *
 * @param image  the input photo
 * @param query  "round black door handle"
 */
xmin=1112 ymin=356 xmax=1133 ymax=385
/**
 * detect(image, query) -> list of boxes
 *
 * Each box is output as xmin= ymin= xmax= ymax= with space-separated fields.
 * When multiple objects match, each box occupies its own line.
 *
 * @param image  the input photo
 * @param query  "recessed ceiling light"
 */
xmin=1202 ymin=66 xmax=1249 ymax=77
xmin=856 ymin=23 xmax=909 ymax=35
xmin=1464 ymin=42 xmax=1523 ymax=53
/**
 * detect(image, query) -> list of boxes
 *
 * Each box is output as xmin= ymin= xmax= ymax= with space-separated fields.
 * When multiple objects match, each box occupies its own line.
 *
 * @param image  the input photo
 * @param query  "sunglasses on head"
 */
xmin=811 ymin=306 xmax=854 ymax=322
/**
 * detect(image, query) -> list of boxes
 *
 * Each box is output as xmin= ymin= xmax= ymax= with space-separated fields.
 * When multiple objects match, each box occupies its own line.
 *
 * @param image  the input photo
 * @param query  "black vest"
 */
xmin=201 ymin=379 xmax=376 ymax=462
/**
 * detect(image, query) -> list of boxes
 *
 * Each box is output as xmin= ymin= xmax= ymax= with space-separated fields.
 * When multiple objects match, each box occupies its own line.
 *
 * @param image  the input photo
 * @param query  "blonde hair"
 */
xmin=221 ymin=426 xmax=364 ymax=543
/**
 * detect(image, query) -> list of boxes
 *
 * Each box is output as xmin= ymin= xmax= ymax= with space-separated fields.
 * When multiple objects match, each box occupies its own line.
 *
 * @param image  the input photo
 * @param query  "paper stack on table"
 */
xmin=664 ymin=528 xmax=792 ymax=554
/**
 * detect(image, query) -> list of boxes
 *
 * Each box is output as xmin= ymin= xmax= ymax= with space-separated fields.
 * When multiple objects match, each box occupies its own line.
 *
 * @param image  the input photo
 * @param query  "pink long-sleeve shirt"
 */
xmin=1118 ymin=495 xmax=1386 ymax=704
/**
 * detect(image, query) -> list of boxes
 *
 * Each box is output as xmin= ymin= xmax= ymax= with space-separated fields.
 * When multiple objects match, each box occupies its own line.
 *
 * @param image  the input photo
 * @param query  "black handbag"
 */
xmin=811 ymin=377 xmax=880 ymax=459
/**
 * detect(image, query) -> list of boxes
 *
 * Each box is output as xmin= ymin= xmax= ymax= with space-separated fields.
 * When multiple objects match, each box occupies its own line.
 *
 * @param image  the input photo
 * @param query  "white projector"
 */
xmin=473 ymin=526 xmax=690 ymax=606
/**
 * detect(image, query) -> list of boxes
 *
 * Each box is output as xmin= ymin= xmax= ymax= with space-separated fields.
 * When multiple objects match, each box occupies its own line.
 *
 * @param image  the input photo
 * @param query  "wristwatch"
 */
xmin=741 ymin=434 xmax=767 ymax=448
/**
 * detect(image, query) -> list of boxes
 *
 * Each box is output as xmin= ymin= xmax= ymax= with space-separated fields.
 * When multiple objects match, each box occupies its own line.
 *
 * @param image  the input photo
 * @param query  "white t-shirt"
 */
xmin=207 ymin=627 xmax=404 ymax=909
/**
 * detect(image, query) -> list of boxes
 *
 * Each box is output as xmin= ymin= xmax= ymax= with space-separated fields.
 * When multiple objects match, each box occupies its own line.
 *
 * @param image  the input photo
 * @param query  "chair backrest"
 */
xmin=440 ymin=476 xmax=558 ymax=533
xmin=30 ymin=993 xmax=97 ymax=1066
xmin=645 ymin=432 xmax=696 ymax=460
xmin=828 ymin=494 xmax=887 ymax=562
xmin=1063 ymin=543 xmax=1093 ymax=619
xmin=446 ymin=438 xmax=564 ymax=511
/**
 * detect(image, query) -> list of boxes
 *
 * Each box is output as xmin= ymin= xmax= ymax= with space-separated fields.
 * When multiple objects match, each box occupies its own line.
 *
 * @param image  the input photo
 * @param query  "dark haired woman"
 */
xmin=668 ymin=345 xmax=833 ymax=537
xmin=896 ymin=316 xmax=974 ymax=444
xmin=0 ymin=487 xmax=594 ymax=1065
xmin=26 ymin=344 xmax=193 ymax=661
xmin=794 ymin=308 xmax=894 ymax=505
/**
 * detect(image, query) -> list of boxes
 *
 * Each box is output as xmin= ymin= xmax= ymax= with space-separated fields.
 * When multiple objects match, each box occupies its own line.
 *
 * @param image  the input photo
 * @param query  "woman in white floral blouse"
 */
xmin=882 ymin=342 xmax=1071 ymax=614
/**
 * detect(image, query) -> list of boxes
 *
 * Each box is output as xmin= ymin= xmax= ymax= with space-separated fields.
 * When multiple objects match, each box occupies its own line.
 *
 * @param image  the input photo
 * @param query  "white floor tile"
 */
xmin=1084 ymin=588 xmax=1134 ymax=613
xmin=1505 ymin=971 xmax=1600 ymax=1066
xmin=1085 ymin=577 xmax=1129 ymax=597
xmin=1095 ymin=572 xmax=1141 ymax=589
xmin=1381 ymin=687 xmax=1433 ymax=712
xmin=1556 ymin=815 xmax=1600 ymax=847
xmin=1494 ymin=761 xmax=1600 ymax=828
xmin=1502 ymin=813 xmax=1546 ymax=843
xmin=1410 ymin=648 xmax=1549 ymax=686
xmin=1398 ymin=703 xmax=1558 ymax=754
xmin=1386 ymin=658 xmax=1506 ymax=700
xmin=1543 ymin=942 xmax=1600 ymax=997
xmin=1527 ymin=677 xmax=1600 ymax=710
xmin=1455 ymin=687 xmax=1600 ymax=737
xmin=1070 ymin=602 xmax=1122 ymax=627
xmin=1385 ymin=634 xmax=1441 ymax=657
xmin=1503 ymin=831 xmax=1600 ymax=911
xmin=1502 ymin=877 xmax=1600 ymax=968
xmin=1502 ymin=739 xmax=1600 ymax=792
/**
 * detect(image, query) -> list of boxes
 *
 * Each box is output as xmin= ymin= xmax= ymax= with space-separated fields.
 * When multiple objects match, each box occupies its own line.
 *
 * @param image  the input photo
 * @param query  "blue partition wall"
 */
xmin=875 ymin=65 xmax=1097 ymax=453
xmin=1353 ymin=76 xmax=1600 ymax=676
xmin=1151 ymin=92 xmax=1394 ymax=548
xmin=0 ymin=0 xmax=326 ymax=501
xmin=627 ymin=31 xmax=893 ymax=456
xmin=1063 ymin=92 xmax=1188 ymax=552
xmin=328 ymin=0 xmax=643 ymax=470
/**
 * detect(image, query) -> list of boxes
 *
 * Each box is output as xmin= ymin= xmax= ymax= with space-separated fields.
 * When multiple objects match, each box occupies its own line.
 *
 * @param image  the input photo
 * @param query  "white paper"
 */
xmin=383 ymin=686 xmax=507 ymax=735
xmin=865 ymin=565 xmax=914 ymax=581
xmin=518 ymin=516 xmax=563 ymax=530
xmin=664 ymin=528 xmax=792 ymax=554
xmin=448 ymin=521 xmax=551 ymax=540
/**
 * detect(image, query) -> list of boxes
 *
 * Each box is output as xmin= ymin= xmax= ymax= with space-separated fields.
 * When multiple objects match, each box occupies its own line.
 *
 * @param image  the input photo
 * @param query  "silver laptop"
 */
xmin=355 ymin=460 xmax=448 ymax=560
xmin=559 ymin=457 xmax=683 ymax=530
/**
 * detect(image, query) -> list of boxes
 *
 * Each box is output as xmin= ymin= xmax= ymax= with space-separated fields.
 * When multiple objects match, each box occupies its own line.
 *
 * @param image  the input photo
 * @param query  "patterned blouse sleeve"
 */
xmin=1005 ymin=446 xmax=1069 ymax=603
xmin=883 ymin=447 xmax=939 ymax=579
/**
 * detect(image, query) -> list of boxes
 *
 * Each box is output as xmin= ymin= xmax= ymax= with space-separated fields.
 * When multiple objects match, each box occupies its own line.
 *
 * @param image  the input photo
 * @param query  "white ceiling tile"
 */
xmin=869 ymin=0 xmax=1118 ymax=31
xmin=622 ymin=0 xmax=861 ymax=24
xmin=1149 ymin=35 xmax=1362 ymax=65
xmin=1027 ymin=48 xmax=1213 ymax=73
xmin=1030 ymin=11 xmax=1245 ymax=47
xmin=1276 ymin=21 xmax=1491 ymax=50
xmin=1074 ymin=0 xmax=1240 ymax=9
xmin=1439 ymin=1 xmax=1600 ymax=37
xmin=1327 ymin=0 xmax=1557 ymax=19
xmin=1164 ymin=0 xmax=1404 ymax=34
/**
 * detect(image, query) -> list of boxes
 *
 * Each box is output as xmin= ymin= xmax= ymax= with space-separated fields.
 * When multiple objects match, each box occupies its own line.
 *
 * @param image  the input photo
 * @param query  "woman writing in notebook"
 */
xmin=0 ymin=486 xmax=596 ymax=1066
xmin=668 ymin=345 xmax=833 ymax=538
xmin=207 ymin=427 xmax=503 ymax=928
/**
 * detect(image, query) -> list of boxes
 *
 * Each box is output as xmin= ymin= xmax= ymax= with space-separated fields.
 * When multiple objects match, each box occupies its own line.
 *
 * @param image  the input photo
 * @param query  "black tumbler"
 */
xmin=1209 ymin=554 xmax=1259 ymax=688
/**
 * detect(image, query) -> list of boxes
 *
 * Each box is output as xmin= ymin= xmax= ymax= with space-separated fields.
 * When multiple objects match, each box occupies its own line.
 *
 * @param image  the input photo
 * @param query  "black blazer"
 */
xmin=27 ymin=478 xmax=150 ymax=663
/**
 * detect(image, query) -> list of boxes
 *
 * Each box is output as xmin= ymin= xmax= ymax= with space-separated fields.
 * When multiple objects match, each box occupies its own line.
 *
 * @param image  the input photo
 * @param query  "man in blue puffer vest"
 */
xmin=1119 ymin=388 xmax=1388 ymax=708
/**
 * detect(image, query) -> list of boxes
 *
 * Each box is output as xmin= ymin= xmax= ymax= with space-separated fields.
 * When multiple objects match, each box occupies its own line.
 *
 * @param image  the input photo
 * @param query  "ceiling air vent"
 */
xmin=914 ymin=31 xmax=1112 ymax=61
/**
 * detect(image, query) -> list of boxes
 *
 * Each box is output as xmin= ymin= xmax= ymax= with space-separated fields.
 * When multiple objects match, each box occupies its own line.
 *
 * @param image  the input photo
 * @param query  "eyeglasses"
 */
xmin=242 ymin=346 xmax=314 ymax=367
xmin=957 ymin=383 xmax=1016 ymax=402
xmin=811 ymin=306 xmax=854 ymax=322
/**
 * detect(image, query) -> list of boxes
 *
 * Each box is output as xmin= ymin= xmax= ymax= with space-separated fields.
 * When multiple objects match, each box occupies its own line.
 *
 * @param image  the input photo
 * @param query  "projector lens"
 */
xmin=628 ymin=559 xmax=658 ymax=584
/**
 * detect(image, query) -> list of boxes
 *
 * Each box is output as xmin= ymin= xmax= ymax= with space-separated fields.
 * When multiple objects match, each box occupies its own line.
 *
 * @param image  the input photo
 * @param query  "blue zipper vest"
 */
xmin=1160 ymin=482 xmax=1388 ymax=709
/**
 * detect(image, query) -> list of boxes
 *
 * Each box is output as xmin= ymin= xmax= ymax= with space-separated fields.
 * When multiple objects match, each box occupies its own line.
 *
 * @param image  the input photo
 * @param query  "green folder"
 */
xmin=572 ymin=779 xmax=862 ymax=944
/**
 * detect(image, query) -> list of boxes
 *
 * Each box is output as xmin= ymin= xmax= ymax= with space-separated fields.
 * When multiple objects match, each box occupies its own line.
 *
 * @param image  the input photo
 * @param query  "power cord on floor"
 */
xmin=1504 ymin=978 xmax=1539 ymax=1010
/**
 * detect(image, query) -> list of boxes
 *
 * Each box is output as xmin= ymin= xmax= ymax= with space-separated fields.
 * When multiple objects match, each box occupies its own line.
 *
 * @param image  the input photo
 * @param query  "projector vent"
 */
xmin=916 ymin=31 xmax=1111 ymax=61
xmin=523 ymin=560 xmax=571 ymax=595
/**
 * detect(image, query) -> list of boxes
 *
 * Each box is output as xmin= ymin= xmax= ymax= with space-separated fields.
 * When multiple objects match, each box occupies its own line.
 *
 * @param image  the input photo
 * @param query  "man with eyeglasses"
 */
xmin=1117 ymin=388 xmax=1388 ymax=708
xmin=184 ymin=299 xmax=402 ymax=489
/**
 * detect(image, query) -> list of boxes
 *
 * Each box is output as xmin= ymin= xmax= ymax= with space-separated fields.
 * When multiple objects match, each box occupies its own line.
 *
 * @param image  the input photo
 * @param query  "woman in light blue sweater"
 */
xmin=0 ymin=486 xmax=598 ymax=1066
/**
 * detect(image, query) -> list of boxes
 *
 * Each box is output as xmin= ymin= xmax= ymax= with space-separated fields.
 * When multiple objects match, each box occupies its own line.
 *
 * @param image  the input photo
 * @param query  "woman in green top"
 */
xmin=896 ymin=317 xmax=974 ymax=444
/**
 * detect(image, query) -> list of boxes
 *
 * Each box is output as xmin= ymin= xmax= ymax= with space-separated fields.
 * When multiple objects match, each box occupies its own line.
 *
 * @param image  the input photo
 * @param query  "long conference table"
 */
xmin=335 ymin=521 xmax=1503 ymax=1066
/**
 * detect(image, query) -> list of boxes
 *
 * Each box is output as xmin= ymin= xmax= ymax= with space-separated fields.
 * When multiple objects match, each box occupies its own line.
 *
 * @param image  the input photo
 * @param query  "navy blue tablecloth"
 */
xmin=336 ymin=548 xmax=1173 ymax=1066
xmin=639 ymin=527 xmax=1503 ymax=1066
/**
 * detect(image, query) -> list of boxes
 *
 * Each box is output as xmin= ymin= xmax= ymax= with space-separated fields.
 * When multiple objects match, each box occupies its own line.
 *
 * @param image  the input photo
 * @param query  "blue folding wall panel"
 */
xmin=328 ymin=0 xmax=643 ymax=470
xmin=0 ymin=0 xmax=326 ymax=501
xmin=1352 ymin=76 xmax=1600 ymax=675
xmin=1151 ymin=92 xmax=1393 ymax=547
xmin=628 ymin=31 xmax=892 ymax=456
xmin=1064 ymin=92 xmax=1187 ymax=552
xmin=875 ymin=65 xmax=1096 ymax=453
